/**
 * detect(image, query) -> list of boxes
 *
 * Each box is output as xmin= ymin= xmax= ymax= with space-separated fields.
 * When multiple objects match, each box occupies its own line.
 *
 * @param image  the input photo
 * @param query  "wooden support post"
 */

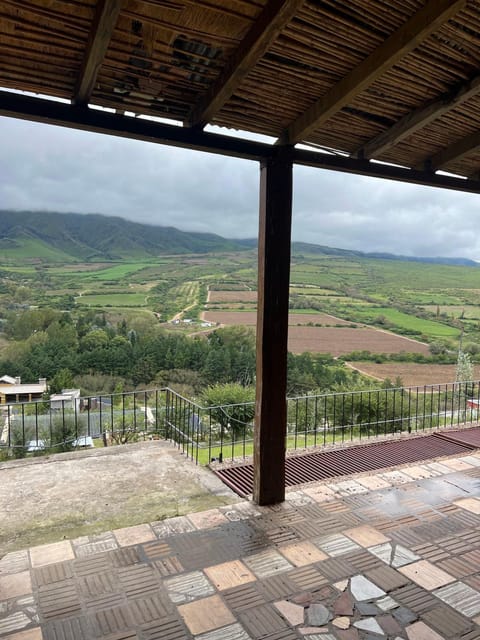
xmin=253 ymin=147 xmax=293 ymax=506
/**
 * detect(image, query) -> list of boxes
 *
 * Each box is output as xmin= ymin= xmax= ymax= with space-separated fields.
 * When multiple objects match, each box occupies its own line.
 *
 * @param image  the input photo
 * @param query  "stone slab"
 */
xmin=0 ymin=571 xmax=32 ymax=600
xmin=178 ymin=594 xmax=235 ymax=635
xmin=204 ymin=560 xmax=256 ymax=591
xmin=399 ymin=561 xmax=454 ymax=591
xmin=29 ymin=541 xmax=74 ymax=568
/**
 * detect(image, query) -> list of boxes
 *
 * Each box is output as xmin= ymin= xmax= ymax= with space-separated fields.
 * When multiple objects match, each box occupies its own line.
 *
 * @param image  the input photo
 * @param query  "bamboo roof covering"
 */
xmin=3 ymin=0 xmax=480 ymax=183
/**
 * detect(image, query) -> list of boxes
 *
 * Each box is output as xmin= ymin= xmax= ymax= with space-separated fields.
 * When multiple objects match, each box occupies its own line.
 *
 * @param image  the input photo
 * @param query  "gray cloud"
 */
xmin=1 ymin=116 xmax=480 ymax=259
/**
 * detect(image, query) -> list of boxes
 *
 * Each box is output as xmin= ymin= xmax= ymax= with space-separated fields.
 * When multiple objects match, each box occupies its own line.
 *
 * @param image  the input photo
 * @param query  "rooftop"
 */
xmin=0 ymin=384 xmax=47 ymax=396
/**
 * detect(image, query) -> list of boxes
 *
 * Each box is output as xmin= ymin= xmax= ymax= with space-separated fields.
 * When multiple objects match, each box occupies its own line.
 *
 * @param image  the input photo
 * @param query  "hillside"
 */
xmin=0 ymin=210 xmax=243 ymax=261
xmin=234 ymin=239 xmax=478 ymax=266
xmin=0 ymin=210 xmax=477 ymax=266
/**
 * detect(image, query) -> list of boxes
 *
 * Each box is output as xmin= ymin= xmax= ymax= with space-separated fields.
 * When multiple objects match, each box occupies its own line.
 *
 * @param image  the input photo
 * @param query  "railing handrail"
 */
xmin=3 ymin=379 xmax=478 ymax=412
xmin=286 ymin=379 xmax=480 ymax=402
xmin=2 ymin=381 xmax=480 ymax=466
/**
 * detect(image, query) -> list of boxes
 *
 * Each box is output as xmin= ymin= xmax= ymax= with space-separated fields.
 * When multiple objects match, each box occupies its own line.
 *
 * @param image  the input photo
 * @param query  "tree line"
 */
xmin=0 ymin=308 xmax=357 ymax=397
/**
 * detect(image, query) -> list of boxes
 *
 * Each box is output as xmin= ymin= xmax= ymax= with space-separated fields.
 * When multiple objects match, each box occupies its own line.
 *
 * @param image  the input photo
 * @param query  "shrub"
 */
xmin=202 ymin=383 xmax=255 ymax=436
xmin=10 ymin=425 xmax=28 ymax=459
xmin=49 ymin=415 xmax=83 ymax=453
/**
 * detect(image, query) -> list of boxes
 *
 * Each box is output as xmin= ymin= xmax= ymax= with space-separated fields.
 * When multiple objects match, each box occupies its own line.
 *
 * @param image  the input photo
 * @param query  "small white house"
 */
xmin=50 ymin=389 xmax=81 ymax=411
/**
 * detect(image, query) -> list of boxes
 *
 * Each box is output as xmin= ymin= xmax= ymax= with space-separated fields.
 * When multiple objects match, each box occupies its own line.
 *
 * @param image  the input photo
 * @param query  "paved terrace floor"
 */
xmin=2 ymin=451 xmax=480 ymax=640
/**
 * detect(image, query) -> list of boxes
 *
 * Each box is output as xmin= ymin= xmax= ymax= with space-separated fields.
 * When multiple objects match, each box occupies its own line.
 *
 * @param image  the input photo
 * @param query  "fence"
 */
xmin=163 ymin=380 xmax=480 ymax=464
xmin=0 ymin=389 xmax=168 ymax=458
xmin=1 ymin=381 xmax=480 ymax=463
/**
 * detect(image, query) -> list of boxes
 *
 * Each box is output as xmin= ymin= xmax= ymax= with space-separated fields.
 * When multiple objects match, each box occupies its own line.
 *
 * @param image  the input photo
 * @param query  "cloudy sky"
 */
xmin=1 ymin=114 xmax=480 ymax=260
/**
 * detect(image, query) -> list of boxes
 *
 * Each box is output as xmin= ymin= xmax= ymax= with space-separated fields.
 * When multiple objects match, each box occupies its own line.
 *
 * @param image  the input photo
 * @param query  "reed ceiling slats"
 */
xmin=3 ymin=0 xmax=480 ymax=180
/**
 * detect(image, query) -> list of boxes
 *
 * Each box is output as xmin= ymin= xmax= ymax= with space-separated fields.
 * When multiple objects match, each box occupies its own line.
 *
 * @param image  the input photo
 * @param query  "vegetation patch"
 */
xmin=76 ymin=293 xmax=148 ymax=307
xmin=351 ymin=307 xmax=460 ymax=339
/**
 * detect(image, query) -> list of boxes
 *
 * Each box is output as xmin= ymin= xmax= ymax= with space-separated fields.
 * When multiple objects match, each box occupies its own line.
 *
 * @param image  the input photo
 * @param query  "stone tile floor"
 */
xmin=2 ymin=451 xmax=480 ymax=639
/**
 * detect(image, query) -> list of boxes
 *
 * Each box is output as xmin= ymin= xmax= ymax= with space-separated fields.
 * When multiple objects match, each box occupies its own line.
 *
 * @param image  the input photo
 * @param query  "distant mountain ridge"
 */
xmin=0 ymin=210 xmax=242 ymax=260
xmin=235 ymin=239 xmax=479 ymax=267
xmin=289 ymin=241 xmax=479 ymax=267
xmin=0 ymin=210 xmax=477 ymax=267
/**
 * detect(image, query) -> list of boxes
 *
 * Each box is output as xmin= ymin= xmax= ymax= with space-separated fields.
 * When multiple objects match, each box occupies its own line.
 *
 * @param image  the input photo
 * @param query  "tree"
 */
xmin=50 ymin=368 xmax=74 ymax=394
xmin=464 ymin=342 xmax=480 ymax=357
xmin=202 ymin=383 xmax=255 ymax=436
xmin=155 ymin=369 xmax=205 ymax=396
xmin=203 ymin=348 xmax=231 ymax=384
xmin=456 ymin=350 xmax=473 ymax=383
xmin=7 ymin=308 xmax=61 ymax=340
xmin=429 ymin=340 xmax=451 ymax=357
xmin=455 ymin=350 xmax=474 ymax=422
xmin=81 ymin=329 xmax=109 ymax=351
xmin=118 ymin=319 xmax=128 ymax=336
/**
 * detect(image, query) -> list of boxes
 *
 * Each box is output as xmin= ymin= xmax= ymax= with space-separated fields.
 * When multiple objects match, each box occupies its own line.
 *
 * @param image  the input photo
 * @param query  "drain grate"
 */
xmin=433 ymin=426 xmax=480 ymax=449
xmin=213 ymin=431 xmax=478 ymax=498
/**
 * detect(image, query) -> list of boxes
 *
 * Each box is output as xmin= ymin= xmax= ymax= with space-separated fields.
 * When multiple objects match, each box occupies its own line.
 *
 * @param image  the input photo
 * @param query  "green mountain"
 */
xmin=232 ymin=239 xmax=477 ymax=267
xmin=0 ymin=210 xmax=243 ymax=261
xmin=289 ymin=242 xmax=478 ymax=267
xmin=0 ymin=210 xmax=476 ymax=267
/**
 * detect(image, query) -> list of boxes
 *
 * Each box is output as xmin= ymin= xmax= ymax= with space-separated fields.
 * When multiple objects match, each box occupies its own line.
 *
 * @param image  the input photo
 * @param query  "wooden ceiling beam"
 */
xmin=356 ymin=74 xmax=480 ymax=160
xmin=424 ymin=130 xmax=480 ymax=172
xmin=188 ymin=0 xmax=304 ymax=128
xmin=0 ymin=90 xmax=270 ymax=160
xmin=74 ymin=0 xmax=124 ymax=106
xmin=2 ymin=90 xmax=480 ymax=194
xmin=282 ymin=0 xmax=467 ymax=145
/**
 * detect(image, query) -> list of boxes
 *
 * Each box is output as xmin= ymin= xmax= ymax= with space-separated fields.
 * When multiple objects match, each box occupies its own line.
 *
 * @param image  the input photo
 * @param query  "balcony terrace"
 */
xmin=3 ymin=1 xmax=480 ymax=637
xmin=0 ymin=386 xmax=480 ymax=638
xmin=1 ymin=434 xmax=480 ymax=639
xmin=4 ymin=0 xmax=480 ymax=503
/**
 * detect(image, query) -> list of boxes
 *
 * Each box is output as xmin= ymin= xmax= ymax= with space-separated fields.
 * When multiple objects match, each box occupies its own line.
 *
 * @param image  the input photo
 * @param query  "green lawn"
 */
xmin=194 ymin=427 xmax=399 ymax=465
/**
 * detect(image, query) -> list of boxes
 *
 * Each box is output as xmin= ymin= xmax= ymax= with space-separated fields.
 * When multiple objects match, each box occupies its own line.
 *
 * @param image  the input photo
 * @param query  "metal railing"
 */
xmin=0 ymin=389 xmax=168 ymax=458
xmin=1 ymin=381 xmax=480 ymax=464
xmin=163 ymin=380 xmax=480 ymax=464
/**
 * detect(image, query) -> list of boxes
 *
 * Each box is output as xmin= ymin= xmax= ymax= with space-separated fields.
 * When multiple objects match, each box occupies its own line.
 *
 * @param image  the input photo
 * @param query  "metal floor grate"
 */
xmin=433 ymin=426 xmax=480 ymax=449
xmin=213 ymin=429 xmax=480 ymax=497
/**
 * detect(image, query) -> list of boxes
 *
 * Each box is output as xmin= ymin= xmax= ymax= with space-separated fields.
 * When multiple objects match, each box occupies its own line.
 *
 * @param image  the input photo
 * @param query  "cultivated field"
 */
xmin=203 ymin=311 xmax=430 ymax=356
xmin=5 ymin=247 xmax=480 ymax=364
xmin=203 ymin=311 xmax=354 ymax=326
xmin=208 ymin=290 xmax=257 ymax=303
xmin=287 ymin=327 xmax=430 ymax=356
xmin=351 ymin=306 xmax=460 ymax=338
xmin=346 ymin=362 xmax=480 ymax=386
xmin=289 ymin=312 xmax=353 ymax=326
xmin=76 ymin=292 xmax=148 ymax=307
xmin=423 ymin=305 xmax=480 ymax=319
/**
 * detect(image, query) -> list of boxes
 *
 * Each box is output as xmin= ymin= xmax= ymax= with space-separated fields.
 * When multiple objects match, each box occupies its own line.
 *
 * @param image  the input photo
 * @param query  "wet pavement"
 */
xmin=1 ymin=452 xmax=480 ymax=639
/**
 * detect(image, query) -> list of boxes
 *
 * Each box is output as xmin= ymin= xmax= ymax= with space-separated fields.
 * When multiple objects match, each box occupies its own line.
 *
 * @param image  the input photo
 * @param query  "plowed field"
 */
xmin=203 ymin=311 xmax=352 ymax=326
xmin=208 ymin=291 xmax=257 ymax=302
xmin=203 ymin=311 xmax=430 ymax=356
xmin=287 ymin=327 xmax=430 ymax=356
xmin=346 ymin=362 xmax=480 ymax=386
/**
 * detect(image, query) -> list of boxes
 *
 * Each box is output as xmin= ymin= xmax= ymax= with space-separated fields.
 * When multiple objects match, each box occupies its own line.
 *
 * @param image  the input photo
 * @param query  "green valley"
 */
xmin=0 ymin=210 xmax=479 ymax=393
